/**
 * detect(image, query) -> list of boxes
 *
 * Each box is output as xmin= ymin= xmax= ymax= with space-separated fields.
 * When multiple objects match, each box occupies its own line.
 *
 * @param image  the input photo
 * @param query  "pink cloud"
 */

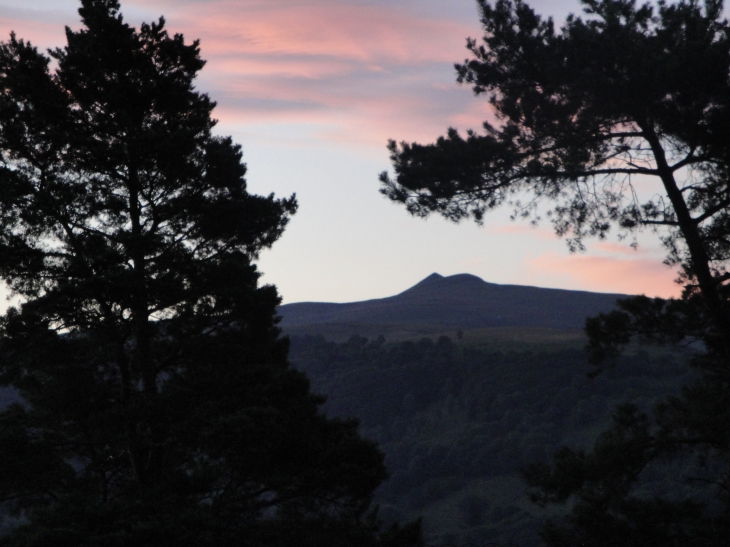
xmin=213 ymin=57 xmax=358 ymax=81
xmin=182 ymin=3 xmax=484 ymax=145
xmin=527 ymin=252 xmax=681 ymax=298
xmin=140 ymin=0 xmax=485 ymax=146
xmin=209 ymin=68 xmax=479 ymax=149
xmin=163 ymin=3 xmax=475 ymax=65
xmin=0 ymin=16 xmax=67 ymax=50
xmin=3 ymin=1 xmax=488 ymax=153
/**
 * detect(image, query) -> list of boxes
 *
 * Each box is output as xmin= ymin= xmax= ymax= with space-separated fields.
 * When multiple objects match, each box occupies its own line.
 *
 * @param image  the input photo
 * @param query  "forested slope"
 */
xmin=289 ymin=335 xmax=693 ymax=546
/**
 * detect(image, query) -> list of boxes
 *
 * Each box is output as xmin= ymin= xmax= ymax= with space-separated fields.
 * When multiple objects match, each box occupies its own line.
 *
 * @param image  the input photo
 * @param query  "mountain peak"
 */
xmin=405 ymin=272 xmax=488 ymax=294
xmin=440 ymin=273 xmax=489 ymax=285
xmin=417 ymin=272 xmax=444 ymax=285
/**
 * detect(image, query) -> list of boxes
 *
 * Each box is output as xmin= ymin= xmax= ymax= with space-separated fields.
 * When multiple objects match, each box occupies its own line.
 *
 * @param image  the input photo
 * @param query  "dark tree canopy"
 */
xmin=381 ymin=0 xmax=730 ymax=545
xmin=0 ymin=1 xmax=422 ymax=545
xmin=381 ymin=0 xmax=730 ymax=355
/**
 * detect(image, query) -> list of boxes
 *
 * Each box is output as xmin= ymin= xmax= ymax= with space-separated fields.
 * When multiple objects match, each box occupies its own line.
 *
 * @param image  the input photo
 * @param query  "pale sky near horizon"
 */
xmin=0 ymin=0 xmax=684 ymax=304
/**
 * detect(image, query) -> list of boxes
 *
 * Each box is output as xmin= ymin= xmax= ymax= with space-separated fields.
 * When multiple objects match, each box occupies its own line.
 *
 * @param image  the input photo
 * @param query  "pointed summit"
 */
xmin=411 ymin=272 xmax=444 ymax=288
xmin=398 ymin=273 xmax=491 ymax=298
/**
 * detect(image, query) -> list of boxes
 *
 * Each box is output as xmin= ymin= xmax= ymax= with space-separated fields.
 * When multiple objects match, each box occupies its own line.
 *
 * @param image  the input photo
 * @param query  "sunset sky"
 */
xmin=0 ymin=0 xmax=682 ymax=303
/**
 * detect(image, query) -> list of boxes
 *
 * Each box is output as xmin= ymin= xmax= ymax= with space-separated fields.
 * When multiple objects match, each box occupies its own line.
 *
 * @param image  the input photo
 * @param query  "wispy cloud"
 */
xmin=135 ymin=0 xmax=483 ymax=147
xmin=2 ymin=0 xmax=486 ymax=150
xmin=178 ymin=3 xmax=470 ymax=63
xmin=528 ymin=252 xmax=681 ymax=298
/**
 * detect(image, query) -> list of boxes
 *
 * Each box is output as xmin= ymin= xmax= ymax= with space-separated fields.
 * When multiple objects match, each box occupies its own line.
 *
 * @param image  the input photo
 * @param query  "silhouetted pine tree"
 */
xmin=381 ymin=0 xmax=730 ymax=544
xmin=0 ymin=2 xmax=422 ymax=545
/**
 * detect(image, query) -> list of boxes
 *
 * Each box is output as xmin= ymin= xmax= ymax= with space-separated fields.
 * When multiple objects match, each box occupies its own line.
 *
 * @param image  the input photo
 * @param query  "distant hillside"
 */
xmin=289 ymin=335 xmax=693 ymax=546
xmin=278 ymin=273 xmax=627 ymax=337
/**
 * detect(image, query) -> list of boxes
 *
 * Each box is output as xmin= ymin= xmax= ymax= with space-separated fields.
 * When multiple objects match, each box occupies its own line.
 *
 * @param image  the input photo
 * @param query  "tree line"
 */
xmin=289 ymin=334 xmax=693 ymax=546
xmin=0 ymin=1 xmax=420 ymax=545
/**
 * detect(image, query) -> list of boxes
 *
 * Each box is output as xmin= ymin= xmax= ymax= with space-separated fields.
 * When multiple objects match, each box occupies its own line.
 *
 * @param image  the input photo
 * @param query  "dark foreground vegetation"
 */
xmin=382 ymin=0 xmax=730 ymax=544
xmin=0 ymin=1 xmax=421 ymax=545
xmin=290 ymin=334 xmax=693 ymax=546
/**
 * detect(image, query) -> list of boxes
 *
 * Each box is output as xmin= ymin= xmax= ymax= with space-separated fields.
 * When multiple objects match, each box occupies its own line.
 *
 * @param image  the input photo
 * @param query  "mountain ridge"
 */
xmin=278 ymin=273 xmax=628 ymax=331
